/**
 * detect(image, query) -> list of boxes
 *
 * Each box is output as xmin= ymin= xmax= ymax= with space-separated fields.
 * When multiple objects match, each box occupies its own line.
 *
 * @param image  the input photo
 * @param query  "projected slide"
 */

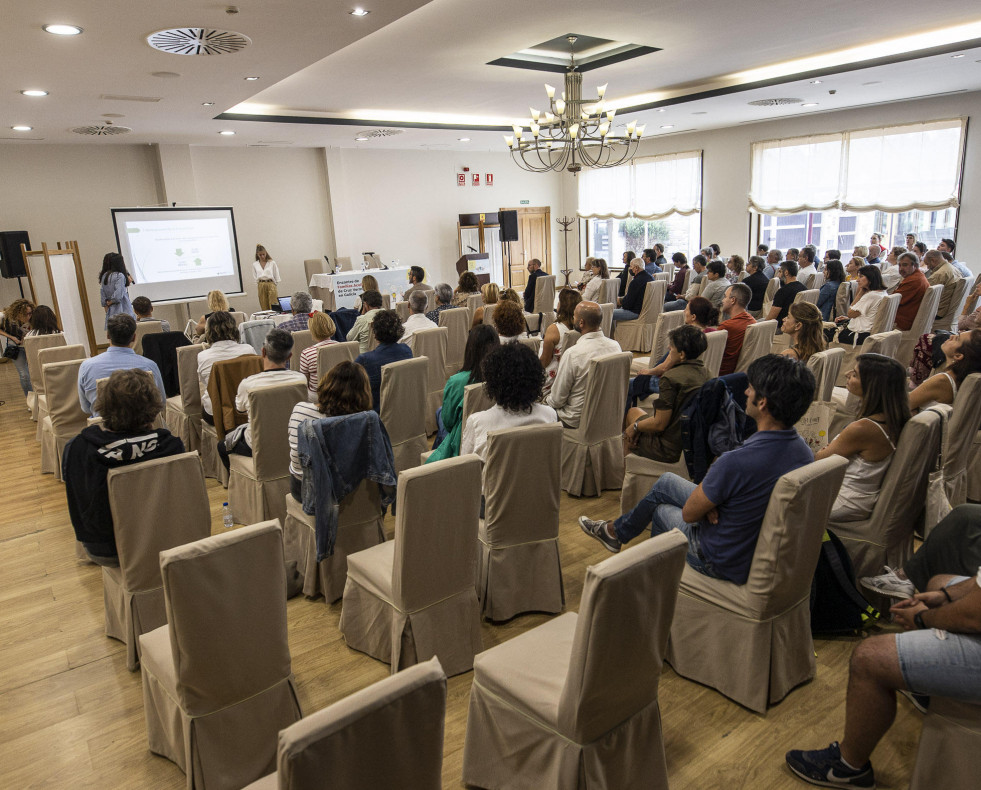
xmin=112 ymin=207 xmax=245 ymax=305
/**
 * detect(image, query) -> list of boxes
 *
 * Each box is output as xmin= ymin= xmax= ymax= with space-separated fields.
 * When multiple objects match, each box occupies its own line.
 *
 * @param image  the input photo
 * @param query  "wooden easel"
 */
xmin=21 ymin=240 xmax=98 ymax=355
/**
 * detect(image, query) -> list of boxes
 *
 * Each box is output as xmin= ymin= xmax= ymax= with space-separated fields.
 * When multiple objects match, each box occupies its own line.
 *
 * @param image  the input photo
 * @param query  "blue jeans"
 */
xmin=613 ymin=473 xmax=725 ymax=579
xmin=7 ymin=342 xmax=32 ymax=395
xmin=612 ymin=308 xmax=639 ymax=325
xmin=663 ymin=299 xmax=687 ymax=312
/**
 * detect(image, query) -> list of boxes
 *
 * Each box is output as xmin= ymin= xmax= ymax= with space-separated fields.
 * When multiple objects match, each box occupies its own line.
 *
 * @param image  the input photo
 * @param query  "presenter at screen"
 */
xmin=99 ymin=253 xmax=135 ymax=329
xmin=253 ymin=245 xmax=281 ymax=311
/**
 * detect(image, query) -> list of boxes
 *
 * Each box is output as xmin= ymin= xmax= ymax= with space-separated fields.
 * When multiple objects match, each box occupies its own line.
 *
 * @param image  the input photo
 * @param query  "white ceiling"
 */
xmin=3 ymin=0 xmax=981 ymax=152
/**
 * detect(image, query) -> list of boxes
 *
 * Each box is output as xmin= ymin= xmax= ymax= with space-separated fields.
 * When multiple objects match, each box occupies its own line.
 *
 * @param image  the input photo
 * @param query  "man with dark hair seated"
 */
xmin=403 ymin=265 xmax=433 ymax=299
xmin=64 ymin=368 xmax=185 ymax=565
xmin=581 ymin=355 xmax=815 ymax=584
xmin=354 ymin=308 xmax=413 ymax=412
xmin=347 ymin=289 xmax=384 ymax=353
xmin=132 ymin=296 xmax=171 ymax=332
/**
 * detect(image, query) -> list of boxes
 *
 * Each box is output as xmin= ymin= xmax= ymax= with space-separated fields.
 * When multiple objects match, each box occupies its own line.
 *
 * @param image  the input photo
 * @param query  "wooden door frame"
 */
xmin=500 ymin=205 xmax=551 ymax=288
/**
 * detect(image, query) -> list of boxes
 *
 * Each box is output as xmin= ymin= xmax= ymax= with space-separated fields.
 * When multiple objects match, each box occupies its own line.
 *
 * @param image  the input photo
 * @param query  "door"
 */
xmin=502 ymin=206 xmax=550 ymax=289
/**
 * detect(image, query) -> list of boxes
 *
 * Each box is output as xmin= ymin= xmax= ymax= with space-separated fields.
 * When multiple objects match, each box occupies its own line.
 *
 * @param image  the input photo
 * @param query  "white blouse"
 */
xmin=253 ymin=260 xmax=281 ymax=283
xmin=847 ymin=291 xmax=885 ymax=333
xmin=582 ymin=276 xmax=606 ymax=302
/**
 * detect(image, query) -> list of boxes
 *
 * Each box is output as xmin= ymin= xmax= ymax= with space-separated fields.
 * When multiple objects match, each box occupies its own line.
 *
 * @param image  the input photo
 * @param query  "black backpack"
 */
xmin=809 ymin=530 xmax=880 ymax=635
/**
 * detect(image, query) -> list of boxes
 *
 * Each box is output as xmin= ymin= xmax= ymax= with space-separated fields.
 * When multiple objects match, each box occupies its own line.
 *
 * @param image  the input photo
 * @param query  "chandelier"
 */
xmin=505 ymin=35 xmax=645 ymax=174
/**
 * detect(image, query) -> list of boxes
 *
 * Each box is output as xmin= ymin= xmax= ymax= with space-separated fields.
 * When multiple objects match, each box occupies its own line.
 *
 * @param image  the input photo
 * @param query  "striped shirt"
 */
xmin=288 ymin=400 xmax=322 ymax=478
xmin=299 ymin=339 xmax=337 ymax=398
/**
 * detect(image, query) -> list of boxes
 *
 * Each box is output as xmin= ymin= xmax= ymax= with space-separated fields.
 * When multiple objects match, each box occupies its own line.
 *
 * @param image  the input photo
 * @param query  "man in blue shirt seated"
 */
xmin=580 ymin=354 xmax=816 ymax=584
xmin=78 ymin=314 xmax=166 ymax=416
xmin=354 ymin=308 xmax=413 ymax=412
xmin=642 ymin=247 xmax=662 ymax=276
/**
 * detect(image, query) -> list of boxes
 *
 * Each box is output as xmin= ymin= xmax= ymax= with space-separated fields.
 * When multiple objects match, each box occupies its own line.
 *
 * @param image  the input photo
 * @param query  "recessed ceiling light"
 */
xmin=355 ymin=136 xmax=370 ymax=141
xmin=202 ymin=102 xmax=215 ymax=106
xmin=862 ymin=81 xmax=882 ymax=86
xmin=43 ymin=24 xmax=83 ymax=36
xmin=21 ymin=90 xmax=49 ymax=97
xmin=809 ymin=80 xmax=822 ymax=85
xmin=659 ymin=124 xmax=674 ymax=129
xmin=951 ymin=53 xmax=965 ymax=58
xmin=458 ymin=137 xmax=471 ymax=142
xmin=691 ymin=111 xmax=707 ymax=115
xmin=11 ymin=126 xmax=33 ymax=132
xmin=151 ymin=71 xmax=181 ymax=79
xmin=244 ymin=76 xmax=260 ymax=81
xmin=218 ymin=130 xmax=236 ymax=135
xmin=802 ymin=102 xmax=819 ymax=107
xmin=656 ymin=108 xmax=666 ymax=113
xmin=350 ymin=8 xmax=370 ymax=16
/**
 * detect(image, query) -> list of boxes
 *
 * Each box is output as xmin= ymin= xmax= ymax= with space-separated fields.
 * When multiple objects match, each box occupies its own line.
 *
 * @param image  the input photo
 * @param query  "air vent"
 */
xmin=146 ymin=28 xmax=251 ymax=56
xmin=71 ymin=123 xmax=132 ymax=136
xmin=747 ymin=98 xmax=803 ymax=107
xmin=100 ymin=94 xmax=162 ymax=103
xmin=355 ymin=129 xmax=404 ymax=139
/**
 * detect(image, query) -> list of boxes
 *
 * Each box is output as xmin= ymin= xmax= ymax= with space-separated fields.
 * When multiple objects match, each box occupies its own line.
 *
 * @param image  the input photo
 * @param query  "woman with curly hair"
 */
xmin=780 ymin=302 xmax=826 ymax=364
xmin=492 ymin=299 xmax=528 ymax=342
xmin=25 ymin=305 xmax=62 ymax=337
xmin=299 ymin=311 xmax=338 ymax=400
xmin=471 ymin=282 xmax=500 ymax=328
xmin=428 ymin=324 xmax=501 ymax=464
xmin=461 ymin=341 xmax=557 ymax=462
xmin=499 ymin=287 xmax=522 ymax=305
xmin=287 ymin=360 xmax=372 ymax=501
xmin=541 ymin=287 xmax=582 ymax=395
xmin=453 ymin=270 xmax=481 ymax=307
xmin=726 ymin=254 xmax=745 ymax=284
xmin=353 ymin=308 xmax=413 ymax=411
xmin=1 ymin=297 xmax=35 ymax=394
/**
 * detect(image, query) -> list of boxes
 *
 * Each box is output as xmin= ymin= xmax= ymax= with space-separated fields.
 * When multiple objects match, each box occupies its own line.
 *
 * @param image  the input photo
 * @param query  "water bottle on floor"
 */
xmin=222 ymin=502 xmax=234 ymax=530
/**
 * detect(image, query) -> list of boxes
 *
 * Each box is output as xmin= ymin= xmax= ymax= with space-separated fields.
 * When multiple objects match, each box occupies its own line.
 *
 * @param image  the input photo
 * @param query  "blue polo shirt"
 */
xmin=699 ymin=428 xmax=814 ymax=584
xmin=77 ymin=346 xmax=166 ymax=416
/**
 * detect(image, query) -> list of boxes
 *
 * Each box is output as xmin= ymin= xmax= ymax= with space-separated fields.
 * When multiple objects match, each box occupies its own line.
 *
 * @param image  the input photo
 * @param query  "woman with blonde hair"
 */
xmin=1 ymin=298 xmax=35 ymax=394
xmin=500 ymin=288 xmax=522 ymax=305
xmin=471 ymin=282 xmax=500 ymax=327
xmin=194 ymin=290 xmax=231 ymax=336
xmin=299 ymin=312 xmax=338 ymax=400
xmin=353 ymin=274 xmax=380 ymax=312
xmin=253 ymin=244 xmax=281 ymax=311
xmin=780 ymin=302 xmax=826 ymax=364
xmin=541 ymin=288 xmax=582 ymax=395
xmin=844 ymin=256 xmax=863 ymax=282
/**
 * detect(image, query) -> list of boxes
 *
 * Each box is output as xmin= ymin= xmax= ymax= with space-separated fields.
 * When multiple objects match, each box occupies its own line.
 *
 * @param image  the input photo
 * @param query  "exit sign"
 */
xmin=520 ymin=199 xmax=530 ymax=205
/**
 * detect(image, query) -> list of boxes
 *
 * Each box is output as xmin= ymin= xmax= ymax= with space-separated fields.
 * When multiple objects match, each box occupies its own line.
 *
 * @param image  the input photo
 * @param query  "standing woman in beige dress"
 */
xmin=253 ymin=245 xmax=281 ymax=311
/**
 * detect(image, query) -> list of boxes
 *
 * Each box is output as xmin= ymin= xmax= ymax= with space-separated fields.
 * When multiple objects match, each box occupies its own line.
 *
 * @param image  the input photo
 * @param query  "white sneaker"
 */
xmin=859 ymin=566 xmax=914 ymax=599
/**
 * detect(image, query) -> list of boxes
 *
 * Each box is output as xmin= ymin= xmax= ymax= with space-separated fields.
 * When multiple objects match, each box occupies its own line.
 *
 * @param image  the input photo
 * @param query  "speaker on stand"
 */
xmin=0 ymin=230 xmax=31 ymax=297
xmin=499 ymin=211 xmax=518 ymax=288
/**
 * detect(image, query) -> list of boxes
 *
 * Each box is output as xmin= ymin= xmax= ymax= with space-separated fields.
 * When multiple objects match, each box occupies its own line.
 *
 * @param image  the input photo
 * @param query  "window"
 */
xmin=583 ymin=214 xmax=702 ymax=265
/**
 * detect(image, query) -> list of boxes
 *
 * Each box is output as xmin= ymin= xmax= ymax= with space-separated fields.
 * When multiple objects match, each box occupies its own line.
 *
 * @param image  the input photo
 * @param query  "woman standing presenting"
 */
xmin=99 ymin=252 xmax=135 ymax=328
xmin=253 ymin=244 xmax=281 ymax=311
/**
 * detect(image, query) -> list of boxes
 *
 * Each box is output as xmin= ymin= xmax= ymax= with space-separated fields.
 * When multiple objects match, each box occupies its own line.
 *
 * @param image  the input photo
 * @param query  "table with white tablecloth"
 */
xmin=309 ymin=267 xmax=411 ymax=310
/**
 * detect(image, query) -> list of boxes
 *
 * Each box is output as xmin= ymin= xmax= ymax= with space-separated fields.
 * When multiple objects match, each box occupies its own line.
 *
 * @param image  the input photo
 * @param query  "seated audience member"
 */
xmin=523 ymin=258 xmax=546 ymax=313
xmin=499 ymin=287 xmax=522 ymax=306
xmin=298 ymin=311 xmax=337 ymax=400
xmin=853 ymin=245 xmax=869 ymax=262
xmin=471 ymin=282 xmax=500 ymax=327
xmin=402 ymin=290 xmax=438 ymax=350
xmin=665 ymin=252 xmax=690 ymax=301
xmin=541 ymin=288 xmax=582 ymax=396
xmin=425 ymin=283 xmax=454 ymax=324
xmin=346 ymin=289 xmax=383 ymax=353
xmin=796 ymin=247 xmax=818 ymax=283
xmin=866 ymin=244 xmax=882 ymax=265
xmin=826 ymin=265 xmax=886 ymax=346
xmin=278 ymin=290 xmax=315 ymax=333
xmin=460 ymin=341 xmax=557 ymax=462
xmin=653 ymin=243 xmax=668 ymax=271
xmin=403 ymin=265 xmax=433 ymax=299
xmin=725 ymin=254 xmax=745 ymax=284
xmin=909 ymin=329 xmax=981 ymax=410
xmin=762 ymin=249 xmax=782 ymax=279
xmin=757 ymin=243 xmax=769 ymax=258
xmin=193 ymin=290 xmax=230 ymax=337
xmin=132 ymin=296 xmax=171 ymax=332
xmin=492 ymin=299 xmax=529 ymax=343
xmin=642 ymin=248 xmax=662 ymax=276
xmin=779 ymin=302 xmax=826 ymax=364
xmin=615 ymin=250 xmax=635 ymax=297
xmin=819 ymin=354 xmax=909 ymax=522
xmin=287 ymin=360 xmax=373 ymax=501
xmin=869 ymin=233 xmax=883 ymax=248
xmin=786 ymin=247 xmax=800 ymax=263
xmin=685 ymin=296 xmax=719 ymax=331
xmin=196 ymin=311 xmax=255 ymax=424
xmin=742 ymin=257 xmax=769 ymax=314
xmin=767 ymin=261 xmax=806 ymax=327
xmin=817 ymin=260 xmax=846 ymax=321
xmin=623 ymin=325 xmax=710 ymax=463
xmin=78 ymin=314 xmax=166 ymax=416
xmin=880 ymin=246 xmax=904 ymax=291
xmin=453 ymin=271 xmax=481 ymax=307
xmin=428 ymin=325 xmax=500 ymax=464
xmin=892 ymin=251 xmax=929 ymax=331
xmin=25 ymin=304 xmax=61 ymax=337
xmin=581 ymin=258 xmax=610 ymax=303
xmin=352 ymin=275 xmax=379 ymax=313
xmin=576 ymin=257 xmax=596 ymax=292
xmin=905 ymin=232 xmax=917 ymax=251
xmin=959 ymin=279 xmax=981 ymax=331
xmin=938 ymin=237 xmax=972 ymax=279
xmin=913 ymin=240 xmax=928 ymax=259
xmin=665 ymin=254 xmax=708 ymax=312
xmin=612 ymin=258 xmax=652 ymax=327
xmin=547 ymin=301 xmax=621 ymax=428
xmin=718 ymin=283 xmax=756 ymax=376
xmin=698 ymin=260 xmax=729 ymax=310
xmin=844 ymin=256 xmax=862 ymax=282
xmin=64 ymin=368 xmax=184 ymax=565
xmin=825 ymin=248 xmax=842 ymax=262
xmin=353 ymin=309 xmax=413 ymax=412
xmin=219 ymin=328 xmax=306 ymax=468
xmin=580 ymin=355 xmax=816 ymax=581
xmin=2 ymin=298 xmax=35 ymax=395
xmin=924 ymin=249 xmax=961 ymax=322
xmin=785 ymin=566 xmax=981 ymax=788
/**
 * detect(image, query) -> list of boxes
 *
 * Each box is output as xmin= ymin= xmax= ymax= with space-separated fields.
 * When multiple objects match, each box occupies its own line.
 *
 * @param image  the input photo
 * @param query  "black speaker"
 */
xmin=499 ymin=210 xmax=518 ymax=242
xmin=0 ymin=230 xmax=30 ymax=278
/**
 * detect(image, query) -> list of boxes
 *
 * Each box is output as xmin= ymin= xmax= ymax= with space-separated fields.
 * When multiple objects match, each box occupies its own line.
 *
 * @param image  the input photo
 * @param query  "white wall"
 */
xmin=324 ymin=148 xmax=565 ymax=286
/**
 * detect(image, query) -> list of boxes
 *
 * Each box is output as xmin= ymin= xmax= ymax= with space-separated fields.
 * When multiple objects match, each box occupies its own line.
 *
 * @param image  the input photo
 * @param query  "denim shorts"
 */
xmin=896 ymin=626 xmax=981 ymax=703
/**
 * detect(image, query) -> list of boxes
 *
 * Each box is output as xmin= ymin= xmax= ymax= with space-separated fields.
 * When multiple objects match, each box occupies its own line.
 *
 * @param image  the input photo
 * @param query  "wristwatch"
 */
xmin=913 ymin=611 xmax=927 ymax=630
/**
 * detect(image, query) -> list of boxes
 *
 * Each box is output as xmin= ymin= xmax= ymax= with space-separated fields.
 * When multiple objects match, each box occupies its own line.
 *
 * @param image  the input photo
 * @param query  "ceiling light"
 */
xmin=11 ymin=126 xmax=33 ymax=132
xmin=202 ymin=102 xmax=215 ymax=106
xmin=350 ymin=8 xmax=370 ymax=16
xmin=863 ymin=81 xmax=882 ymax=86
xmin=809 ymin=80 xmax=822 ymax=85
xmin=660 ymin=124 xmax=674 ymax=129
xmin=458 ymin=137 xmax=471 ymax=142
xmin=656 ymin=108 xmax=666 ymax=113
xmin=691 ymin=111 xmax=707 ymax=115
xmin=802 ymin=102 xmax=819 ymax=107
xmin=21 ymin=90 xmax=49 ymax=97
xmin=43 ymin=24 xmax=83 ymax=36
xmin=952 ymin=53 xmax=965 ymax=58
xmin=355 ymin=136 xmax=370 ymax=141
xmin=218 ymin=130 xmax=236 ymax=135
xmin=244 ymin=76 xmax=259 ymax=81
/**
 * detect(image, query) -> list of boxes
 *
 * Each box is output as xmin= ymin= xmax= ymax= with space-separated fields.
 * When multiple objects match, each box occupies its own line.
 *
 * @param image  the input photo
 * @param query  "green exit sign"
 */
xmin=520 ymin=199 xmax=530 ymax=205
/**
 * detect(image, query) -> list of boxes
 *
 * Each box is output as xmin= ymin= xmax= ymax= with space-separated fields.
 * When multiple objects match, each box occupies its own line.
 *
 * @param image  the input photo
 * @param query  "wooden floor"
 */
xmin=0 ymin=358 xmax=925 ymax=789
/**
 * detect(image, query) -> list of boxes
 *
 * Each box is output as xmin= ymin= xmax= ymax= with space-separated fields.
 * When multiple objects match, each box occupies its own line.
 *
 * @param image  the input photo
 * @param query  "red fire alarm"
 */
xmin=486 ymin=173 xmax=494 ymax=186
xmin=472 ymin=173 xmax=480 ymax=186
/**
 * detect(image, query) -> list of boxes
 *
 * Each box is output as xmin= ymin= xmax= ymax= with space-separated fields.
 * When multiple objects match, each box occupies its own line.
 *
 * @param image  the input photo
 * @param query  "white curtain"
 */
xmin=748 ymin=118 xmax=966 ymax=215
xmin=578 ymin=150 xmax=702 ymax=220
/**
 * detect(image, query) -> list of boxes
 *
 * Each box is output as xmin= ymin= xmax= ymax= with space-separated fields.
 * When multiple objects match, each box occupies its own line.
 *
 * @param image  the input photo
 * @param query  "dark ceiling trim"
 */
xmin=487 ymin=45 xmax=661 ymax=74
xmin=213 ymin=112 xmax=514 ymax=132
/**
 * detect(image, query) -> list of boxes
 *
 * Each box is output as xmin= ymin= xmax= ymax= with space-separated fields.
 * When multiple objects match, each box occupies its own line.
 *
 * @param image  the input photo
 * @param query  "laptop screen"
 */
xmin=277 ymin=296 xmax=292 ymax=312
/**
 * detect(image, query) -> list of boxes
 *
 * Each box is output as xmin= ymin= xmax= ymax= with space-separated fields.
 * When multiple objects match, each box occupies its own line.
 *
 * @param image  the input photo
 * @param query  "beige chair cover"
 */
xmin=833 ymin=328 xmax=903 ymax=387
xmin=868 ymin=292 xmax=901 ymax=334
xmin=229 ymin=311 xmax=248 ymax=326
xmin=910 ymin=696 xmax=981 ymax=790
xmin=517 ymin=335 xmax=542 ymax=355
xmin=620 ymin=452 xmax=690 ymax=512
xmin=933 ymin=276 xmax=971 ymax=332
xmin=24 ymin=333 xmax=68 ymax=418
xmin=896 ymin=284 xmax=942 ymax=368
xmin=802 ymin=273 xmax=816 ymax=289
xmin=481 ymin=302 xmax=496 ymax=326
xmin=288 ymin=330 xmax=315 ymax=372
xmin=241 ymin=658 xmax=447 ymax=790
xmin=462 ymin=381 xmax=495 ymax=429
xmin=40 ymin=358 xmax=89 ymax=479
xmin=437 ymin=307 xmax=469 ymax=378
xmin=479 ymin=424 xmax=564 ymax=620
xmin=34 ymin=344 xmax=86 ymax=440
xmin=793 ymin=288 xmax=820 ymax=306
xmin=228 ymin=380 xmax=307 ymax=527
xmin=561 ymin=352 xmax=632 ymax=497
xmin=806 ymin=347 xmax=844 ymax=402
xmin=200 ymin=421 xmax=228 ymax=486
xmin=599 ymin=302 xmax=614 ymax=338
xmin=134 ymin=321 xmax=163 ymax=355
xmin=139 ymin=521 xmax=302 ymax=790
xmin=282 ymin=483 xmax=385 ymax=604
xmin=599 ymin=278 xmax=619 ymax=305
xmin=835 ymin=281 xmax=855 ymax=319
xmin=411 ymin=327 xmax=447 ymax=435
xmin=303 ymin=258 xmax=324 ymax=285
xmin=615 ymin=280 xmax=667 ymax=352
xmin=103 ymin=452 xmax=210 ymax=670
xmin=465 ymin=292 xmax=483 ymax=323
xmin=702 ymin=329 xmax=729 ymax=378
xmin=339 ymin=455 xmax=483 ymax=677
xmin=829 ymin=409 xmax=941 ymax=581
xmin=558 ymin=328 xmax=580 ymax=355
xmin=395 ymin=300 xmax=409 ymax=322
xmin=734 ymin=320 xmax=777 ymax=373
xmin=812 ymin=272 xmax=825 ymax=290
xmin=941 ymin=373 xmax=981 ymax=507
xmin=761 ymin=277 xmax=781 ymax=315
xmin=463 ymin=530 xmax=689 ymax=789
xmin=314 ymin=340 xmax=358 ymax=383
xmin=666 ymin=456 xmax=848 ymax=713
xmin=380 ymin=356 xmax=428 ymax=475
xmin=166 ymin=344 xmax=204 ymax=453
xmin=631 ymin=310 xmax=686 ymax=374
xmin=653 ymin=271 xmax=670 ymax=283
xmin=524 ymin=274 xmax=557 ymax=335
